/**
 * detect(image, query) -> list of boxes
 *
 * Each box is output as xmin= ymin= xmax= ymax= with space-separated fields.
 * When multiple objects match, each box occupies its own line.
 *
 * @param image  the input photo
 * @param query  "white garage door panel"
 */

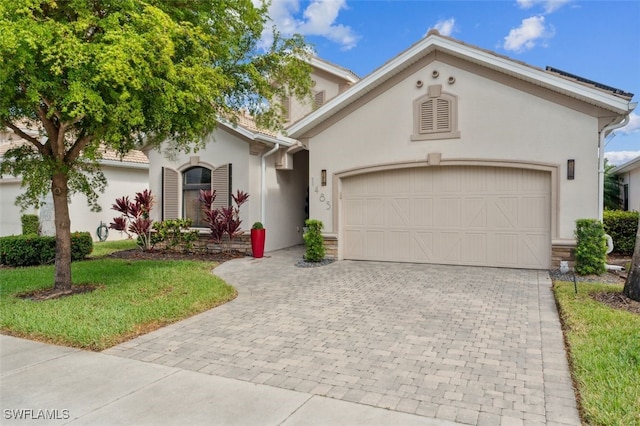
xmin=342 ymin=166 xmax=551 ymax=269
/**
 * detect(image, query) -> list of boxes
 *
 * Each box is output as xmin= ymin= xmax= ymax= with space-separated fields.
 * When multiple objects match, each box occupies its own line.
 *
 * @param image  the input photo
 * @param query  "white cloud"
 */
xmin=605 ymin=151 xmax=640 ymax=166
xmin=516 ymin=0 xmax=571 ymax=14
xmin=426 ymin=18 xmax=456 ymax=37
xmin=618 ymin=112 xmax=640 ymax=135
xmin=258 ymin=0 xmax=359 ymax=51
xmin=503 ymin=16 xmax=553 ymax=52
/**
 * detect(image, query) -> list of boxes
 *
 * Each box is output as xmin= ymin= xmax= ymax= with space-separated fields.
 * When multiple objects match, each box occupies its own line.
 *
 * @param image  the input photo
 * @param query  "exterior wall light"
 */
xmin=321 ymin=169 xmax=327 ymax=186
xmin=567 ymin=159 xmax=575 ymax=180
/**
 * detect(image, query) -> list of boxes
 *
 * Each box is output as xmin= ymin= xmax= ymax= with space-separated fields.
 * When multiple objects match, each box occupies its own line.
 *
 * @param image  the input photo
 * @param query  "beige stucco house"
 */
xmin=149 ymin=32 xmax=635 ymax=269
xmin=613 ymin=155 xmax=640 ymax=211
xmin=0 ymin=129 xmax=149 ymax=241
xmin=289 ymin=31 xmax=635 ymax=269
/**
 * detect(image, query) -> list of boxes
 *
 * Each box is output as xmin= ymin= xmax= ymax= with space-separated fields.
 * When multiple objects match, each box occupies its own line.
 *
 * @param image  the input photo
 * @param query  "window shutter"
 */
xmin=211 ymin=164 xmax=230 ymax=210
xmin=282 ymin=97 xmax=291 ymax=121
xmin=162 ymin=167 xmax=179 ymax=220
xmin=420 ymin=99 xmax=434 ymax=133
xmin=314 ymin=90 xmax=326 ymax=109
xmin=435 ymin=98 xmax=451 ymax=132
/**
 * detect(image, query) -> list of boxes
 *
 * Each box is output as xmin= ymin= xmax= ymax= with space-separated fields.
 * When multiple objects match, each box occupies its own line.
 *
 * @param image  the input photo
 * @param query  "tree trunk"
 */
xmin=623 ymin=216 xmax=640 ymax=301
xmin=52 ymin=172 xmax=73 ymax=291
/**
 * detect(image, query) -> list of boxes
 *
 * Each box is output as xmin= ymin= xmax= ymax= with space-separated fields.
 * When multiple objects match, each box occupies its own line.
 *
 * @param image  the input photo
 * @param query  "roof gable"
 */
xmin=289 ymin=31 xmax=635 ymax=138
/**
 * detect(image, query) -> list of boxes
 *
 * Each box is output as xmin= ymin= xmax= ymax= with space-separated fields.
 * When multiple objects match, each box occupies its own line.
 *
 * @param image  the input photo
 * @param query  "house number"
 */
xmin=311 ymin=179 xmax=331 ymax=210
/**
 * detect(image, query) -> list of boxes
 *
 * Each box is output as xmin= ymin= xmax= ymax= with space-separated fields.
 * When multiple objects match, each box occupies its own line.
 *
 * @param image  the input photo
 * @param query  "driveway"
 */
xmin=105 ymin=246 xmax=580 ymax=426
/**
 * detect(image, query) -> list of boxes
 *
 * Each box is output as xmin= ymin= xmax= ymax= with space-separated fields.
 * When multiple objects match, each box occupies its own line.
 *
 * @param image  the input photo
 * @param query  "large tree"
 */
xmin=0 ymin=0 xmax=312 ymax=292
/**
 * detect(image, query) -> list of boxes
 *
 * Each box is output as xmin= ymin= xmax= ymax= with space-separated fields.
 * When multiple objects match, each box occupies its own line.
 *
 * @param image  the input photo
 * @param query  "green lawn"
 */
xmin=90 ymin=239 xmax=138 ymax=257
xmin=554 ymin=281 xmax=640 ymax=426
xmin=0 ymin=246 xmax=236 ymax=350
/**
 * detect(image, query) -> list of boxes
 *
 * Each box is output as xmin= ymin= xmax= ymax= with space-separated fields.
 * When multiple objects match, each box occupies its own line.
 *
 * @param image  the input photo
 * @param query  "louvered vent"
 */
xmin=282 ymin=97 xmax=291 ymax=121
xmin=420 ymin=100 xmax=434 ymax=133
xmin=314 ymin=90 xmax=326 ymax=109
xmin=435 ymin=98 xmax=451 ymax=132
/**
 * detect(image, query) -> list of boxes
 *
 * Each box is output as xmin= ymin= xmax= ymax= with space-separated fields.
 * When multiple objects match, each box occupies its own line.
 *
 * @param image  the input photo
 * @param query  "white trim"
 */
xmin=612 ymin=155 xmax=640 ymax=175
xmin=289 ymin=34 xmax=634 ymax=137
xmin=217 ymin=120 xmax=298 ymax=147
xmin=309 ymin=57 xmax=359 ymax=84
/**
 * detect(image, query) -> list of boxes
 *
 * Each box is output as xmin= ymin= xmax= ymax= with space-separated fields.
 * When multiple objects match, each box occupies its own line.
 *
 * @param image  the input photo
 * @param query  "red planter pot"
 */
xmin=251 ymin=228 xmax=266 ymax=258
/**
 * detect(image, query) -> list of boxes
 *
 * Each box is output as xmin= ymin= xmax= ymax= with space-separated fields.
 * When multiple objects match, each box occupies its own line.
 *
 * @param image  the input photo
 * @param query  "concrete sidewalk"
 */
xmin=0 ymin=335 xmax=459 ymax=425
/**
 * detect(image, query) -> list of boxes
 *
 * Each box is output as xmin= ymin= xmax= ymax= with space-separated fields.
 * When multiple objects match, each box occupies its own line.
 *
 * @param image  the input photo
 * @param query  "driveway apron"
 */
xmin=105 ymin=246 xmax=580 ymax=426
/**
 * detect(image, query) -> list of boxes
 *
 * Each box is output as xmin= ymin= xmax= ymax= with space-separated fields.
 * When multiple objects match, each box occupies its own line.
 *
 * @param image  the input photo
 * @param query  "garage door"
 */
xmin=342 ymin=166 xmax=551 ymax=269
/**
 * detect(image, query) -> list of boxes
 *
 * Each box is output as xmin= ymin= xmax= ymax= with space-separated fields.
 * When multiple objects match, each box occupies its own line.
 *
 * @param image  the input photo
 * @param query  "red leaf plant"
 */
xmin=198 ymin=189 xmax=249 ymax=253
xmin=109 ymin=190 xmax=155 ymax=250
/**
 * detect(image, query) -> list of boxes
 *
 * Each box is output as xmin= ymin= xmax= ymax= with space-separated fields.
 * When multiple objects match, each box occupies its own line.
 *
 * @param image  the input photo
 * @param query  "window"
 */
xmin=161 ymin=164 xmax=231 ymax=226
xmin=411 ymin=84 xmax=460 ymax=141
xmin=183 ymin=166 xmax=211 ymax=227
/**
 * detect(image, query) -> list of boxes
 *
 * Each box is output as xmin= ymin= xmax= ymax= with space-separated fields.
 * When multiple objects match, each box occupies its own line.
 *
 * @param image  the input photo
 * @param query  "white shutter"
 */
xmin=212 ymin=164 xmax=230 ymax=210
xmin=162 ymin=167 xmax=179 ymax=220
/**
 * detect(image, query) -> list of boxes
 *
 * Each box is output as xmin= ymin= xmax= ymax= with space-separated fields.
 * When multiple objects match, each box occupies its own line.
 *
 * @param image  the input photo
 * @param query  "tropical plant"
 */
xmin=198 ymin=189 xmax=249 ymax=253
xmin=109 ymin=190 xmax=154 ymax=251
xmin=0 ymin=0 xmax=312 ymax=292
xmin=603 ymin=159 xmax=621 ymax=210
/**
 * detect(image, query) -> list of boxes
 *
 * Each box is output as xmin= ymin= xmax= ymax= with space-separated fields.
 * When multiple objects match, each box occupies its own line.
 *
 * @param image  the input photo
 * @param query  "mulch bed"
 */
xmin=106 ymin=248 xmax=246 ymax=262
xmin=18 ymin=284 xmax=101 ymax=301
xmin=592 ymin=291 xmax=640 ymax=315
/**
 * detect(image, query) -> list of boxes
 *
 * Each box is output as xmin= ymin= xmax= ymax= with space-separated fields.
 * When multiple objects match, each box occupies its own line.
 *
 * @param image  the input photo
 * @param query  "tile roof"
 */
xmin=0 ymin=135 xmax=148 ymax=165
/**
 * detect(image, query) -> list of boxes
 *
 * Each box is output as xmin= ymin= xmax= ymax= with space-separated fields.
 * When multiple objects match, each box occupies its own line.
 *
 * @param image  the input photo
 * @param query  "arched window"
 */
xmin=182 ymin=166 xmax=211 ymax=227
xmin=161 ymin=163 xmax=231 ymax=226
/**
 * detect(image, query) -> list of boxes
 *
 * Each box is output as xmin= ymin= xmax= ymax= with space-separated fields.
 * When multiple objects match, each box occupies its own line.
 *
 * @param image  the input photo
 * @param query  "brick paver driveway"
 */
xmin=105 ymin=246 xmax=580 ymax=426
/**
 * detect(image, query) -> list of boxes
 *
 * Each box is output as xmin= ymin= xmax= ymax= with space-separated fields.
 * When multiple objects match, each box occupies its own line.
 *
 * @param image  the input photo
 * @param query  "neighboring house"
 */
xmin=613 ymin=155 xmax=640 ymax=211
xmin=147 ymin=57 xmax=359 ymax=252
xmin=287 ymin=31 xmax=636 ymax=269
xmin=0 ymin=128 xmax=149 ymax=241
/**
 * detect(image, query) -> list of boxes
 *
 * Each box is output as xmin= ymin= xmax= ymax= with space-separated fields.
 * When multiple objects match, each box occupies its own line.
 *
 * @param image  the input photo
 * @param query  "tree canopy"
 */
xmin=0 ymin=0 xmax=312 ymax=290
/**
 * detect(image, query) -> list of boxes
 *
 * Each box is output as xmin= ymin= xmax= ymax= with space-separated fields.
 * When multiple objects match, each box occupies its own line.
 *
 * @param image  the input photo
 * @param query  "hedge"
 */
xmin=603 ymin=210 xmax=639 ymax=256
xmin=0 ymin=232 xmax=93 ymax=267
xmin=574 ymin=219 xmax=607 ymax=275
xmin=21 ymin=214 xmax=40 ymax=235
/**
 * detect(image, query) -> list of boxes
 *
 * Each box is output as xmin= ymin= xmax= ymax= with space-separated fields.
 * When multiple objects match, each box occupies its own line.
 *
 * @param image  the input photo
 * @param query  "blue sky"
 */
xmin=260 ymin=0 xmax=640 ymax=165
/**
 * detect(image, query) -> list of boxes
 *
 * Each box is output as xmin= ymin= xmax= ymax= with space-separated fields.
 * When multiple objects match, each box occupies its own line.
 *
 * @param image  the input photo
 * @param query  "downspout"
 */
xmin=598 ymin=114 xmax=630 ymax=221
xmin=261 ymin=143 xmax=280 ymax=225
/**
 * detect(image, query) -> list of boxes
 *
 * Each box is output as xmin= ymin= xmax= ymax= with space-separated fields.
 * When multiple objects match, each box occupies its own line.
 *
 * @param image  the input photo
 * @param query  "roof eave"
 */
xmin=217 ymin=120 xmax=297 ymax=147
xmin=612 ymin=155 xmax=640 ymax=174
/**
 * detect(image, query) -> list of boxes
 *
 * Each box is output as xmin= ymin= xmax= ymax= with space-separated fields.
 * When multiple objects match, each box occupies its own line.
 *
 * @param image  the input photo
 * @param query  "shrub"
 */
xmin=252 ymin=222 xmax=264 ymax=230
xmin=303 ymin=219 xmax=325 ymax=262
xmin=0 ymin=232 xmax=92 ymax=267
xmin=21 ymin=214 xmax=40 ymax=235
xmin=574 ymin=219 xmax=606 ymax=275
xmin=603 ymin=210 xmax=639 ymax=256
xmin=151 ymin=219 xmax=199 ymax=252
